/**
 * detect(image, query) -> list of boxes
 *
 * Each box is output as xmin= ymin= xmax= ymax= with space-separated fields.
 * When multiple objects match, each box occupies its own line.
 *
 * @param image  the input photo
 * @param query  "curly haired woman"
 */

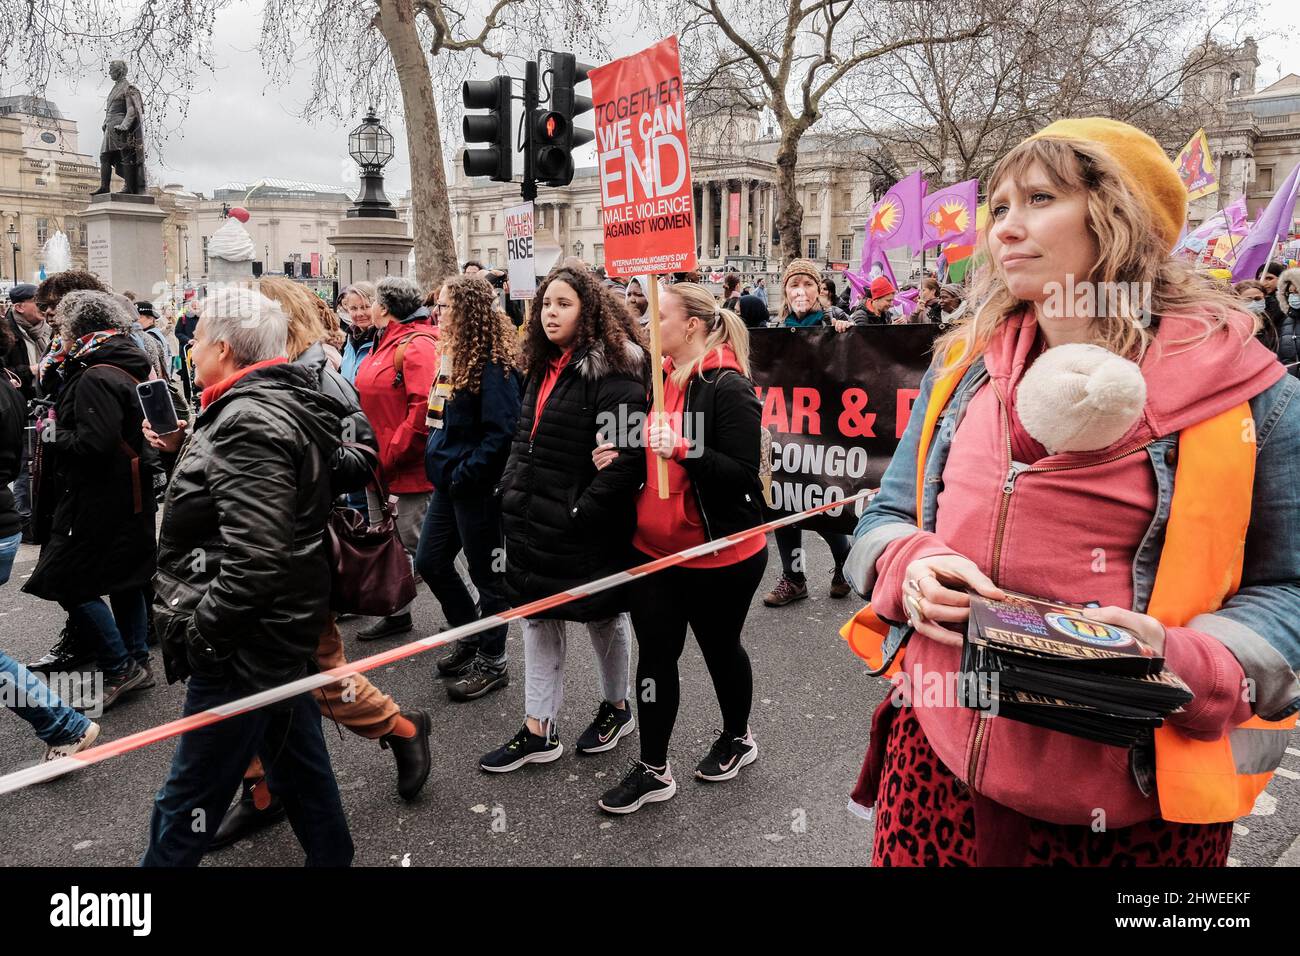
xmin=415 ymin=274 xmax=522 ymax=702
xmin=479 ymin=265 xmax=648 ymax=772
xmin=846 ymin=118 xmax=1300 ymax=866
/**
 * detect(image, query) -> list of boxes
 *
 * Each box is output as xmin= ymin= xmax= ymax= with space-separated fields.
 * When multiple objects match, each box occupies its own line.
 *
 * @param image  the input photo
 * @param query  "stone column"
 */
xmin=739 ymin=179 xmax=751 ymax=256
xmin=767 ymin=184 xmax=777 ymax=263
xmin=719 ymin=179 xmax=731 ymax=259
xmin=819 ymin=181 xmax=832 ymax=263
xmin=700 ymin=181 xmax=713 ymax=265
xmin=694 ymin=184 xmax=702 ymax=256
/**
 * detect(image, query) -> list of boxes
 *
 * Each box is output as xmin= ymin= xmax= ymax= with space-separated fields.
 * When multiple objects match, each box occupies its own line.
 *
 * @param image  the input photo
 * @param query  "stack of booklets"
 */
xmin=961 ymin=591 xmax=1193 ymax=748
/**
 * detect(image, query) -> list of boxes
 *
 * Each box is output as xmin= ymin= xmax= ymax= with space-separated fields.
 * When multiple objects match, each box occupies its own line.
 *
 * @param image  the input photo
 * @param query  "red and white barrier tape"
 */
xmin=0 ymin=489 xmax=871 ymax=797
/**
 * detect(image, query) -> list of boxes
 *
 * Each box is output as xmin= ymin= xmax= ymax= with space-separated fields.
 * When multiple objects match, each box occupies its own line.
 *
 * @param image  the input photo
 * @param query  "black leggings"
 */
xmin=629 ymin=547 xmax=768 ymax=767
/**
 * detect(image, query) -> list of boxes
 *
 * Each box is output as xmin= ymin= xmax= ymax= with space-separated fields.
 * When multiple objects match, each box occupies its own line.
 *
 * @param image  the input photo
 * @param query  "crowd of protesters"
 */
xmin=3 ymin=114 xmax=1300 ymax=869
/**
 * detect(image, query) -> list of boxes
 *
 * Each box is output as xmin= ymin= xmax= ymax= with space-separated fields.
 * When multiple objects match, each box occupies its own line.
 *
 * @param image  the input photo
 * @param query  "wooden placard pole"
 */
xmin=646 ymin=275 xmax=670 ymax=499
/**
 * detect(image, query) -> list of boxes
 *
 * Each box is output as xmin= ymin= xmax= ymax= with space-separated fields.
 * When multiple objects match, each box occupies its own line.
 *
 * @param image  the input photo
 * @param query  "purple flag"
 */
xmin=1232 ymin=165 xmax=1300 ymax=282
xmin=1178 ymin=195 xmax=1247 ymax=252
xmin=922 ymin=179 xmax=978 ymax=250
xmin=867 ymin=170 xmax=925 ymax=253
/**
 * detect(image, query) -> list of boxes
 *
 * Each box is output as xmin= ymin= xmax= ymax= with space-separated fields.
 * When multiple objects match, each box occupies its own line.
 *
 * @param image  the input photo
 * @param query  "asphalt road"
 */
xmin=1 ymin=535 xmax=1297 ymax=867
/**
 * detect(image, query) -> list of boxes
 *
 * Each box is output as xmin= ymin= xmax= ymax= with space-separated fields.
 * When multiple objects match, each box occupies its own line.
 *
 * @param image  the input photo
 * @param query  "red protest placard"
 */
xmin=589 ymin=36 xmax=697 ymax=277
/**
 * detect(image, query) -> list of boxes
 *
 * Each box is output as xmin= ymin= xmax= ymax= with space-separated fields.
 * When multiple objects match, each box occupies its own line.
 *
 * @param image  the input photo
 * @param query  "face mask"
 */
xmin=788 ymin=288 xmax=812 ymax=312
xmin=1289 ymin=293 xmax=1300 ymax=310
xmin=1246 ymin=300 xmax=1266 ymax=314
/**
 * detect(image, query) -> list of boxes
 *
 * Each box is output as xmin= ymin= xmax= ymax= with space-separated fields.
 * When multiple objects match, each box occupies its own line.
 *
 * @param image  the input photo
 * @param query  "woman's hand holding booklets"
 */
xmin=959 ymin=591 xmax=1193 ymax=748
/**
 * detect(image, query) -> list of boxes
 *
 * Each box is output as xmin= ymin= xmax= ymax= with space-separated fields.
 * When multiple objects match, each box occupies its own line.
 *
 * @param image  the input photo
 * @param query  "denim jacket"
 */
xmin=846 ymin=355 xmax=1300 ymax=721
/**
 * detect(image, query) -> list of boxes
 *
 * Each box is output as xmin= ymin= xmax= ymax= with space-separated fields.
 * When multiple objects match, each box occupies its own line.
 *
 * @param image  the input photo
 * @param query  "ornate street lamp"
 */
xmin=347 ymin=109 xmax=397 ymax=219
xmin=573 ymin=239 xmax=584 ymax=260
xmin=6 ymin=223 xmax=18 ymax=282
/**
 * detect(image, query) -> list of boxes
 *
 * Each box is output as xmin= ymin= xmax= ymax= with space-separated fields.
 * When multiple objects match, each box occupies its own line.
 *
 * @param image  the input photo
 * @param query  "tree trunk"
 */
xmin=375 ymin=0 xmax=459 ymax=287
xmin=774 ymin=123 xmax=808 ymax=268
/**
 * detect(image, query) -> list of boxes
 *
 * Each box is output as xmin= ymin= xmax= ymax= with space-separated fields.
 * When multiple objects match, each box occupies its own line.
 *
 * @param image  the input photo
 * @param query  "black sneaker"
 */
xmin=436 ymin=641 xmax=478 ymax=678
xmin=576 ymin=700 xmax=635 ymax=754
xmin=480 ymin=723 xmax=563 ymax=773
xmin=447 ymin=657 xmax=509 ymax=703
xmin=356 ymin=613 xmax=413 ymax=641
xmin=695 ymin=729 xmax=758 ymax=781
xmin=597 ymin=759 xmax=677 ymax=814
xmin=27 ymin=623 xmax=96 ymax=673
xmin=93 ymin=660 xmax=151 ymax=713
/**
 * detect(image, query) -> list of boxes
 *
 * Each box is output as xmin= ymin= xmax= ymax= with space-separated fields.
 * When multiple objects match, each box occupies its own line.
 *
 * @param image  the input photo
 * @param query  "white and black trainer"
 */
xmin=694 ymin=729 xmax=758 ymax=781
xmin=479 ymin=723 xmax=563 ymax=773
xmin=597 ymin=759 xmax=677 ymax=814
xmin=576 ymin=699 xmax=635 ymax=754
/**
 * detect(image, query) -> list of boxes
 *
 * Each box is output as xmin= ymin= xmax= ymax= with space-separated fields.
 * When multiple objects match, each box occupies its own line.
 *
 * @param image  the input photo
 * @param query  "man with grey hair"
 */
xmin=141 ymin=287 xmax=354 ymax=866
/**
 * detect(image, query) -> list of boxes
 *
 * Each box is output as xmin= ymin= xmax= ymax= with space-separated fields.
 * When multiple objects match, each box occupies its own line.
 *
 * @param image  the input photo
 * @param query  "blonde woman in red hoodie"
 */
xmin=845 ymin=118 xmax=1300 ymax=865
xmin=593 ymin=281 xmax=768 ymax=814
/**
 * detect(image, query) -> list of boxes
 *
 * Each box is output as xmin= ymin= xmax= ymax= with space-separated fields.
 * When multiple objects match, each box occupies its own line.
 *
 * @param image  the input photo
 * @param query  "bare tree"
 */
xmin=647 ymin=0 xmax=989 ymax=265
xmin=824 ymin=0 xmax=1250 ymax=188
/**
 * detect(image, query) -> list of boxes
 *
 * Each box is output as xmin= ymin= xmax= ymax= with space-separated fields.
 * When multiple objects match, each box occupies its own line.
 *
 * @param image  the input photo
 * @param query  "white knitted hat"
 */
xmin=1016 ymin=343 xmax=1146 ymax=454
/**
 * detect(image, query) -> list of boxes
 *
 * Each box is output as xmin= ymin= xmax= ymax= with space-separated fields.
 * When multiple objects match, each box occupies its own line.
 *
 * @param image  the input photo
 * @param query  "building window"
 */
xmin=300 ymin=223 xmax=315 ymax=243
xmin=594 ymin=243 xmax=604 ymax=266
xmin=473 ymin=216 xmax=480 ymax=233
xmin=840 ymin=237 xmax=852 ymax=261
xmin=807 ymin=237 xmax=818 ymax=260
xmin=1258 ymin=167 xmax=1274 ymax=191
xmin=490 ymin=215 xmax=496 ymax=232
xmin=79 ymin=226 xmax=87 ymax=248
xmin=36 ymin=218 xmax=48 ymax=247
xmin=1229 ymin=72 xmax=1242 ymax=95
xmin=809 ymin=191 xmax=820 ymax=211
xmin=574 ymin=209 xmax=582 ymax=227
xmin=470 ymin=247 xmax=482 ymax=263
xmin=202 ymin=237 xmax=210 ymax=275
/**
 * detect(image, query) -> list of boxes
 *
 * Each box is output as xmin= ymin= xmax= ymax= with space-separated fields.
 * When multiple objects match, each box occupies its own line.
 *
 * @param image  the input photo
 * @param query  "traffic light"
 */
xmin=530 ymin=52 xmax=594 ymax=187
xmin=462 ymin=76 xmax=513 ymax=182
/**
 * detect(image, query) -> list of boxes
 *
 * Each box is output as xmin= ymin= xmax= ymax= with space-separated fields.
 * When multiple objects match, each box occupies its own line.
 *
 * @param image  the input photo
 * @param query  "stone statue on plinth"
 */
xmin=91 ymin=60 xmax=147 ymax=196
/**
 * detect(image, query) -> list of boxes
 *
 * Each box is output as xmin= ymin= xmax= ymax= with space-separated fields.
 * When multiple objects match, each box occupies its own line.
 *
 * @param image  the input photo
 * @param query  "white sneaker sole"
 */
xmin=695 ymin=741 xmax=758 ymax=782
xmin=576 ymin=715 xmax=636 ymax=754
xmin=43 ymin=721 xmax=101 ymax=763
xmin=597 ymin=776 xmax=678 ymax=814
xmin=480 ymin=741 xmax=565 ymax=773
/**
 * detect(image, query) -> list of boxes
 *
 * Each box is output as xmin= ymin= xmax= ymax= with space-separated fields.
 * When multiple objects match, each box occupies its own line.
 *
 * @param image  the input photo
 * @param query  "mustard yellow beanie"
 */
xmin=1030 ymin=117 xmax=1188 ymax=254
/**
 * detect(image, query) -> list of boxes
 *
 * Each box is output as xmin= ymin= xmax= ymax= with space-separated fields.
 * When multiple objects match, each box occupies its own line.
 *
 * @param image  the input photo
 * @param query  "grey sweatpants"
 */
xmin=522 ymin=614 xmax=632 ymax=727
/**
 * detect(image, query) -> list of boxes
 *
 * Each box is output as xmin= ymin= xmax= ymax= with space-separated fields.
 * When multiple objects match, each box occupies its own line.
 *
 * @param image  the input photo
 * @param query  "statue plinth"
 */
xmin=327 ymin=215 xmax=413 ymax=287
xmin=82 ymin=194 xmax=167 ymax=298
xmin=207 ymin=257 xmax=255 ymax=284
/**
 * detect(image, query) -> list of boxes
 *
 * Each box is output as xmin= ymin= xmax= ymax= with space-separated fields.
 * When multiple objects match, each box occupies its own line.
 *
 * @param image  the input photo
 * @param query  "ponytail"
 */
xmin=662 ymin=281 xmax=751 ymax=389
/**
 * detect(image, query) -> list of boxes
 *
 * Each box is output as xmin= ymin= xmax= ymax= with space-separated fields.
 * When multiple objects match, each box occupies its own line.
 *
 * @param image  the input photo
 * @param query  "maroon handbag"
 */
xmin=326 ymin=445 xmax=417 ymax=616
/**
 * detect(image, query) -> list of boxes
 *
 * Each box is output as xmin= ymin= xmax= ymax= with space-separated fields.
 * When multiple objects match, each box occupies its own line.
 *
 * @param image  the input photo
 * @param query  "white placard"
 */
xmin=504 ymin=201 xmax=536 ymax=300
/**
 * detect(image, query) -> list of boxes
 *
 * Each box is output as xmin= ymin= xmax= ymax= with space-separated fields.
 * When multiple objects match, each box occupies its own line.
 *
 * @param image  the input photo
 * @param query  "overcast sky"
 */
xmin=22 ymin=0 xmax=1300 ymax=200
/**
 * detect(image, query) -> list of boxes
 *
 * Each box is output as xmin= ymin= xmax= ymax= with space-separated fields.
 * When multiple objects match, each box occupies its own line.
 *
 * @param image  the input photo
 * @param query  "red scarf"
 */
xmin=200 ymin=357 xmax=288 ymax=410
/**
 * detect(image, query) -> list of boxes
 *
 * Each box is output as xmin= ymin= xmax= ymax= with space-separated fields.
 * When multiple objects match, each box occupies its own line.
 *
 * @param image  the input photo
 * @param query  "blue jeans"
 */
xmin=11 ymin=443 xmax=31 ymax=521
xmin=0 ymin=650 xmax=91 ymax=745
xmin=141 ymin=672 xmax=353 ymax=867
xmin=415 ymin=488 xmax=509 ymax=660
xmin=775 ymin=525 xmax=851 ymax=584
xmin=61 ymin=589 xmax=149 ymax=675
xmin=0 ymin=531 xmax=19 ymax=586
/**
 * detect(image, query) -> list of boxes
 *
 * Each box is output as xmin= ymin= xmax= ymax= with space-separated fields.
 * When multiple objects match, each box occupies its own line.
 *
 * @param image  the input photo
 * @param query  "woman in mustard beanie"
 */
xmin=846 ymin=117 xmax=1300 ymax=866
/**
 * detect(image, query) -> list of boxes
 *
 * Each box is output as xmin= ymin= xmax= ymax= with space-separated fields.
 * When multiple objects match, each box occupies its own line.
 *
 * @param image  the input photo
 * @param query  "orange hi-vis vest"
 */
xmin=841 ymin=353 xmax=1297 ymax=824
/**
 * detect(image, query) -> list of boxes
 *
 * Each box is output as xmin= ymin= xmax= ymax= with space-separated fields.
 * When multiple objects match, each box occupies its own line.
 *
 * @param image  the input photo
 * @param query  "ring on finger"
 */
xmin=904 ymin=593 xmax=925 ymax=624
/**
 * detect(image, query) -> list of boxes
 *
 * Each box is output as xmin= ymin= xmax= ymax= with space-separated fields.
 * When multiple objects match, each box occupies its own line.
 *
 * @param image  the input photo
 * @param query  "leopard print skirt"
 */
xmin=870 ymin=705 xmax=1233 ymax=867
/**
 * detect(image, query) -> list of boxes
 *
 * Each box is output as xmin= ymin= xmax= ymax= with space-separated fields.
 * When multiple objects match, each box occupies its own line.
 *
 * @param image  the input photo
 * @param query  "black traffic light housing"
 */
xmin=530 ymin=52 xmax=594 ymax=188
xmin=462 ymin=76 xmax=513 ymax=183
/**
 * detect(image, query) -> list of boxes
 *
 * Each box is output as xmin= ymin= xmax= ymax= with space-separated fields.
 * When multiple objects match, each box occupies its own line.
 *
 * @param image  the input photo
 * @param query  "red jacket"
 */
xmin=633 ymin=345 xmax=766 ymax=569
xmin=355 ymin=315 xmax=440 ymax=493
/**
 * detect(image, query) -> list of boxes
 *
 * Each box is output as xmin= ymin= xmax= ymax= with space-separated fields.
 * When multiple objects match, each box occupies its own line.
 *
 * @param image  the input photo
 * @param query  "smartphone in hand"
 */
xmin=137 ymin=380 xmax=179 ymax=435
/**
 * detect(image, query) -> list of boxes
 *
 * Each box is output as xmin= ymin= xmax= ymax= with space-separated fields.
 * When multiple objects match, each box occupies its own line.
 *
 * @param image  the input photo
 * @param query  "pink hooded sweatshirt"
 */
xmin=872 ymin=308 xmax=1285 ymax=827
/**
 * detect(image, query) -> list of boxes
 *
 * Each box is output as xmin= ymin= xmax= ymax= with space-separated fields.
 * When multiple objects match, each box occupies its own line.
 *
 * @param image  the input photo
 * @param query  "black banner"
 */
xmin=749 ymin=325 xmax=943 ymax=534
